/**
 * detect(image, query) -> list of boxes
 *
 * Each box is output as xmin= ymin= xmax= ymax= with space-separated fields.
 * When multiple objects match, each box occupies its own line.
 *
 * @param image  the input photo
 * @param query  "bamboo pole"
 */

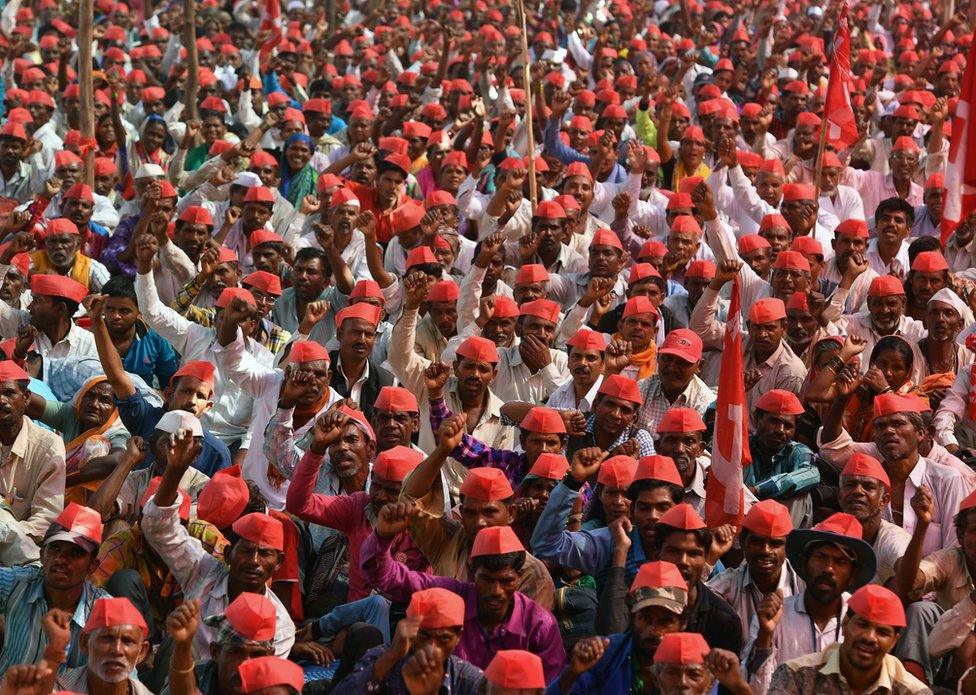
xmin=78 ymin=0 xmax=94 ymax=185
xmin=813 ymin=114 xmax=829 ymax=198
xmin=183 ymin=0 xmax=199 ymax=122
xmin=515 ymin=0 xmax=537 ymax=211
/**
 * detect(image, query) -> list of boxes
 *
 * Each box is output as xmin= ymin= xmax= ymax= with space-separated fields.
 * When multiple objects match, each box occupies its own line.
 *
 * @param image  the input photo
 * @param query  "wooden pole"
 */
xmin=813 ymin=115 xmax=829 ymax=198
xmin=516 ymin=0 xmax=537 ymax=211
xmin=183 ymin=0 xmax=199 ymax=122
xmin=78 ymin=0 xmax=94 ymax=185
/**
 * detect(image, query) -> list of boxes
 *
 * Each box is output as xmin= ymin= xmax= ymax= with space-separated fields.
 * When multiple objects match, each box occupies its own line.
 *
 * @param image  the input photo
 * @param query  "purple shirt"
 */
xmin=360 ymin=531 xmax=566 ymax=681
xmin=101 ymin=215 xmax=139 ymax=277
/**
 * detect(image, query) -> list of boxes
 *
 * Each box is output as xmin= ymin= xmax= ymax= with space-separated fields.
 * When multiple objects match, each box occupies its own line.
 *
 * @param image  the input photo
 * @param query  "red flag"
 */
xmin=943 ymin=38 xmax=976 ymax=244
xmin=259 ymin=0 xmax=284 ymax=60
xmin=823 ymin=3 xmax=858 ymax=149
xmin=704 ymin=276 xmax=750 ymax=529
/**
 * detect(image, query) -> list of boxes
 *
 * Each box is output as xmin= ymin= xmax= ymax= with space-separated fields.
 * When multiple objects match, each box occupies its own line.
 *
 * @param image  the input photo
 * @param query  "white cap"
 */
xmin=929 ymin=287 xmax=967 ymax=318
xmin=778 ymin=68 xmax=799 ymax=81
xmin=134 ymin=163 xmax=165 ymax=179
xmin=232 ymin=171 xmax=262 ymax=188
xmin=807 ymin=6 xmax=824 ymax=16
xmin=155 ymin=410 xmax=204 ymax=438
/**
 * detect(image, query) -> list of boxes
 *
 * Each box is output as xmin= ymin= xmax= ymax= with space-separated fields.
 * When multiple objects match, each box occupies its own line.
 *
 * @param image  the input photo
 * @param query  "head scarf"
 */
xmin=279 ymin=133 xmax=318 ymax=207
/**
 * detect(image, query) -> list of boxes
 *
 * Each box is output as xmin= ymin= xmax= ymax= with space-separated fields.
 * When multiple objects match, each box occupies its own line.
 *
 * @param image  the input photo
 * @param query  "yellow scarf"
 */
xmin=614 ymin=333 xmax=657 ymax=380
xmin=672 ymin=160 xmax=712 ymax=192
xmin=31 ymin=250 xmax=93 ymax=289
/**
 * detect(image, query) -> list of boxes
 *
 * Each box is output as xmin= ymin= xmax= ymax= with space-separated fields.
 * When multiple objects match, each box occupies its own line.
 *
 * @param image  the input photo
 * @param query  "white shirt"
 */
xmin=872 ymin=519 xmax=911 ymax=585
xmin=866 ymin=237 xmax=911 ymax=280
xmin=546 ymin=375 xmax=604 ymax=411
xmin=491 ymin=345 xmax=571 ymax=404
xmin=819 ymin=185 xmax=865 ymax=223
xmin=142 ymin=498 xmax=295 ymax=660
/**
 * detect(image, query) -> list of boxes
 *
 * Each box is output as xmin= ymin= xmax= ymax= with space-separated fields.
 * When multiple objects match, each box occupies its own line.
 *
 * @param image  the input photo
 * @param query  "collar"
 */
xmin=337 ymin=355 xmax=370 ymax=384
xmin=907 ymin=456 xmax=927 ymax=488
xmin=752 ymin=338 xmax=787 ymax=368
xmin=463 ymin=587 xmax=528 ymax=637
xmin=819 ymin=643 xmax=893 ymax=692
xmin=26 ymin=571 xmax=92 ymax=628
xmin=9 ymin=415 xmax=29 ymax=460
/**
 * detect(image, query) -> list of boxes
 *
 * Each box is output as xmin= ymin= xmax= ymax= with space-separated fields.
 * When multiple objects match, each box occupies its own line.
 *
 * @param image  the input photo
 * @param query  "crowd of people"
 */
xmin=0 ymin=0 xmax=974 ymax=693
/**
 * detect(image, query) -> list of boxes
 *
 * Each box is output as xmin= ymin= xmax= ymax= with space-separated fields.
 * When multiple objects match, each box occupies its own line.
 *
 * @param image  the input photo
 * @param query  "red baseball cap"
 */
xmin=658 ymin=329 xmax=703 ymax=363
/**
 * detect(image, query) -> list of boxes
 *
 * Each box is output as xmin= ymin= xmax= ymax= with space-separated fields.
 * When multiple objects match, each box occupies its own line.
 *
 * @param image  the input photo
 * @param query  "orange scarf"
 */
xmin=31 ymin=250 xmax=93 ymax=289
xmin=65 ymin=376 xmax=120 ymax=470
xmin=614 ymin=333 xmax=657 ymax=380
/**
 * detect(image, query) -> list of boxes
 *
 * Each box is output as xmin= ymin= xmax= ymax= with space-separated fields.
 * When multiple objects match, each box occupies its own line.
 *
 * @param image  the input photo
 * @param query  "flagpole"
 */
xmin=78 ymin=0 xmax=94 ymax=186
xmin=183 ymin=0 xmax=199 ymax=122
xmin=515 ymin=0 xmax=538 ymax=211
xmin=813 ymin=115 xmax=829 ymax=198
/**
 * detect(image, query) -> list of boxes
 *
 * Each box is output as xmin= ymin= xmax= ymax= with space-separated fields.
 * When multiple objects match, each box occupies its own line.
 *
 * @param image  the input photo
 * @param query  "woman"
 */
xmin=278 ymin=133 xmax=319 ymax=208
xmin=28 ymin=376 xmax=130 ymax=503
xmin=844 ymin=336 xmax=925 ymax=442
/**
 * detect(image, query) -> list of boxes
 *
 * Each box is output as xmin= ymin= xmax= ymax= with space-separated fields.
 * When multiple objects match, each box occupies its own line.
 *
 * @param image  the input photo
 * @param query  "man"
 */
xmin=29 ymin=219 xmax=110 ymax=291
xmin=331 ymin=587 xmax=484 ymax=692
xmin=362 ymin=513 xmax=566 ymax=680
xmin=532 ymin=450 xmax=684 ymax=586
xmin=820 ymin=219 xmax=878 ymax=313
xmin=271 ymin=246 xmax=354 ymax=346
xmin=769 ymin=584 xmax=927 ymax=694
xmin=565 ymin=375 xmax=655 ymax=461
xmin=904 ymin=251 xmax=951 ymax=321
xmin=0 ymin=270 xmax=96 ymax=358
xmin=0 ymin=503 xmax=109 ymax=673
xmin=708 ymin=500 xmax=804 ymax=636
xmin=744 ymin=512 xmax=877 ymax=693
xmin=747 ymin=390 xmax=821 ymax=527
xmin=493 ymin=298 xmax=571 ymax=404
xmin=390 ymin=278 xmax=515 ymax=463
xmin=844 ymin=146 xmax=924 ymax=230
xmin=636 ymin=329 xmax=713 ymax=436
xmin=547 ymin=329 xmax=606 ymax=410
xmin=546 ymin=561 xmax=690 ymax=694
xmin=92 ymin=293 xmax=230 ymax=477
xmin=330 ymin=303 xmax=394 ymax=421
xmin=866 ymin=198 xmax=917 ymax=280
xmin=54 ymin=597 xmax=153 ymax=694
xmin=371 ymin=386 xmax=422 ymax=453
xmin=838 ymin=454 xmax=910 ymax=585
xmin=0 ymin=359 xmax=64 ymax=538
xmin=286 ymin=409 xmax=426 ymax=601
xmin=399 ymin=414 xmax=555 ymax=608
xmin=821 ymin=386 xmax=970 ymax=556
xmin=691 ymin=261 xmax=805 ymax=415
xmin=99 ymin=276 xmax=179 ymax=389
xmin=415 ymin=280 xmax=458 ymax=362
xmin=143 ymin=431 xmax=295 ymax=660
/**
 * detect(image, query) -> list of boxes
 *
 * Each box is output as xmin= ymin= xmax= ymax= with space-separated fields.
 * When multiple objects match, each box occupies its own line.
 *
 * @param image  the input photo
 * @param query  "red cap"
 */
xmin=868 ymin=275 xmax=905 ymax=298
xmin=238 ymin=657 xmax=304 ymax=694
xmin=891 ymin=135 xmax=920 ymax=153
xmin=383 ymin=152 xmax=411 ymax=175
xmin=243 ymin=186 xmax=275 ymax=204
xmin=491 ymin=296 xmax=519 ymax=318
xmin=393 ymin=202 xmax=428 ymax=235
xmin=873 ymin=392 xmax=923 ymax=418
xmin=667 ymin=193 xmax=694 ymax=212
xmin=459 ymin=467 xmax=514 ymax=501
xmin=782 ymin=183 xmax=816 ymax=201
xmin=564 ymin=161 xmax=594 ymax=182
xmin=63 ymin=183 xmax=93 ymax=202
xmin=243 ymin=271 xmax=283 ymax=296
xmin=351 ymin=280 xmax=383 ymax=301
xmin=759 ymin=212 xmax=789 ymax=232
xmin=216 ymin=287 xmax=256 ymax=310
xmin=657 ymin=407 xmax=706 ymax=434
xmin=45 ymin=501 xmax=103 ymax=549
xmin=657 ymin=503 xmax=706 ymax=530
xmin=534 ymin=200 xmax=567 ymax=219
xmin=374 ymin=386 xmax=418 ymax=412
xmin=742 ymin=499 xmax=793 ymax=537
xmin=426 ymin=281 xmax=460 ymax=303
xmin=815 ymin=511 xmax=864 ymax=538
xmin=738 ymin=234 xmax=771 ymax=253
xmin=847 ymin=584 xmax=906 ymax=628
xmin=47 ymin=217 xmax=80 ymax=236
xmin=0 ymin=122 xmax=27 ymax=141
xmin=197 ymin=470 xmax=249 ymax=529
xmin=592 ymin=228 xmax=624 ymax=250
xmin=670 ymin=216 xmax=702 ymax=235
xmin=336 ymin=303 xmax=382 ymax=327
xmin=628 ymin=263 xmax=662 ymax=284
xmin=598 ymin=455 xmax=638 ymax=488
xmin=520 ymin=407 xmax=567 ymax=434
xmin=681 ymin=125 xmax=705 ymax=142
xmin=215 ymin=247 xmax=238 ymax=264
xmin=598 ymin=375 xmax=642 ymax=404
xmin=0 ymin=360 xmax=28 ymax=383
xmin=622 ymin=296 xmax=658 ymax=319
xmin=519 ymin=298 xmax=560 ymax=324
xmin=790 ymin=236 xmax=823 ymax=257
xmin=456 ymin=335 xmax=499 ymax=364
xmin=630 ymin=560 xmax=687 ymax=593
xmin=179 ymin=205 xmax=213 ymax=226
xmin=223 ymin=592 xmax=277 ymax=641
xmin=748 ymin=297 xmax=787 ymax=324
xmin=525 ymin=452 xmax=570 ymax=480
xmin=171 ymin=360 xmax=216 ymax=388
xmin=925 ymin=173 xmax=946 ymax=191
xmin=140 ymin=476 xmax=190 ymax=520
xmin=685 ymin=260 xmax=716 ymax=280
xmin=471 ymin=525 xmax=524 ymax=557
xmin=911 ymin=251 xmax=949 ymax=272
xmin=406 ymin=588 xmax=465 ymax=628
xmin=84 ymin=597 xmax=148 ymax=637
xmin=232 ymin=512 xmax=284 ymax=551
xmin=566 ymin=329 xmax=607 ymax=352
xmin=841 ymin=453 xmax=891 ymax=490
xmin=658 ymin=329 xmax=703 ymax=363
xmin=484 ymin=651 xmax=546 ymax=690
xmin=405 ymin=246 xmax=437 ymax=268
xmin=653 ymin=632 xmax=710 ymax=664
xmin=796 ymin=112 xmax=822 ymax=128
xmin=754 ymin=389 xmax=804 ymax=415
xmin=960 ymin=490 xmax=976 ymax=512
xmin=515 ymin=264 xmax=550 ymax=285
xmin=287 ymin=340 xmax=330 ymax=365
xmin=31 ymin=274 xmax=88 ymax=304
xmin=373 ymin=446 xmax=424 ymax=482
xmin=330 ymin=187 xmax=360 ymax=208
xmin=634 ymin=455 xmax=683 ymax=486
xmin=835 ymin=219 xmax=870 ymax=239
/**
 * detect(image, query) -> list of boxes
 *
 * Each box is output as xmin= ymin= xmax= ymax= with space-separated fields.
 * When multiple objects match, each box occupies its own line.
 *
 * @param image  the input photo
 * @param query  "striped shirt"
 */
xmin=0 ymin=566 xmax=110 ymax=674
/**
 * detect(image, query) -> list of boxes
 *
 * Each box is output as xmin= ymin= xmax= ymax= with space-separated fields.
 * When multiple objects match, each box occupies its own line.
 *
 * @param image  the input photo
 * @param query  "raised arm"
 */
xmin=689 ymin=261 xmax=738 ymax=350
xmin=86 ymin=438 xmax=146 ymax=522
xmin=357 ymin=211 xmax=395 ymax=288
xmin=895 ymin=485 xmax=934 ymax=601
xmin=133 ymin=233 xmax=193 ymax=353
xmin=86 ymin=294 xmax=137 ymax=400
xmin=166 ymin=600 xmax=201 ymax=695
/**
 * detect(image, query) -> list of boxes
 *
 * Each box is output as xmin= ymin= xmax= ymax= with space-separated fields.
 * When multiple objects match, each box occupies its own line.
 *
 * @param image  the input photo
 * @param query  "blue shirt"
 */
xmin=744 ymin=437 xmax=821 ymax=500
xmin=116 ymin=392 xmax=231 ymax=477
xmin=121 ymin=322 xmax=180 ymax=389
